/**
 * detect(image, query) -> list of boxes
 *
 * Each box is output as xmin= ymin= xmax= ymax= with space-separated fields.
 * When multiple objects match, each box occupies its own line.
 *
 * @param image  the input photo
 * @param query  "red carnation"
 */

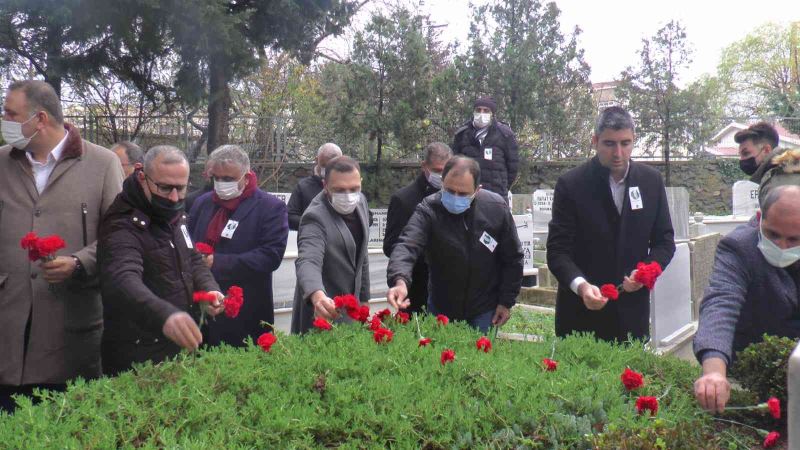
xmin=763 ymin=431 xmax=780 ymax=448
xmin=349 ymin=305 xmax=371 ymax=323
xmin=373 ymin=327 xmax=394 ymax=344
xmin=193 ymin=291 xmax=216 ymax=303
xmin=20 ymin=232 xmax=40 ymax=261
xmin=767 ymin=397 xmax=781 ymax=419
xmin=376 ymin=308 xmax=392 ymax=320
xmin=476 ymin=336 xmax=492 ymax=353
xmin=195 ymin=242 xmax=214 ymax=255
xmin=634 ymin=261 xmax=663 ymax=290
xmin=440 ymin=349 xmax=455 ymax=365
xmin=542 ymin=358 xmax=558 ymax=371
xmin=36 ymin=235 xmax=66 ymax=258
xmin=369 ymin=315 xmax=383 ymax=331
xmin=621 ymin=367 xmax=644 ymax=391
xmin=334 ymin=294 xmax=359 ymax=311
xmin=395 ymin=311 xmax=410 ymax=324
xmin=635 ymin=396 xmax=659 ymax=416
xmin=223 ymin=286 xmax=244 ymax=318
xmin=600 ymin=284 xmax=619 ymax=301
xmin=418 ymin=337 xmax=432 ymax=347
xmin=256 ymin=332 xmax=276 ymax=352
xmin=436 ymin=314 xmax=449 ymax=326
xmin=313 ymin=318 xmax=332 ymax=331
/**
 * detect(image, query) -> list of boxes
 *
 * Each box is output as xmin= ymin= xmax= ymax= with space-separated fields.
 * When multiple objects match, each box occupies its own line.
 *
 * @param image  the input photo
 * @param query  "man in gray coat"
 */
xmin=693 ymin=185 xmax=800 ymax=413
xmin=290 ymin=156 xmax=370 ymax=334
xmin=0 ymin=80 xmax=124 ymax=412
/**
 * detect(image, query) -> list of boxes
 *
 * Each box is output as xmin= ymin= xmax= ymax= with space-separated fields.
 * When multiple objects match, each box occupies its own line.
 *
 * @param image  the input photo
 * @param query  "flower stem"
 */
xmin=712 ymin=417 xmax=767 ymax=435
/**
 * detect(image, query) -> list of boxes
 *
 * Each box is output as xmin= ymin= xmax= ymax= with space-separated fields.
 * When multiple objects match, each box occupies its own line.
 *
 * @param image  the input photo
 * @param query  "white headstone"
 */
xmin=532 ymin=189 xmax=554 ymax=232
xmin=368 ymin=209 xmax=388 ymax=248
xmin=273 ymin=192 xmax=292 ymax=205
xmin=665 ymin=187 xmax=690 ymax=241
xmin=789 ymin=343 xmax=800 ymax=448
xmin=732 ymin=180 xmax=760 ymax=217
xmin=513 ymin=214 xmax=534 ymax=272
xmin=651 ymin=242 xmax=693 ymax=345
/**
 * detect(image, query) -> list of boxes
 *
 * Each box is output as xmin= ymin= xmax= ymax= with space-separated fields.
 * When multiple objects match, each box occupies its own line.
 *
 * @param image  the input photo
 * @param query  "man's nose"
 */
xmin=168 ymin=189 xmax=180 ymax=202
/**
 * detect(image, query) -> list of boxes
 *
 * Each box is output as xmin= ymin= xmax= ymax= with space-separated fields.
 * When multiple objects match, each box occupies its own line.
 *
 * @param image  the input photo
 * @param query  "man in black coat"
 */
xmin=452 ymin=96 xmax=519 ymax=198
xmin=287 ymin=143 xmax=342 ymax=230
xmin=546 ymin=106 xmax=675 ymax=342
xmin=99 ymin=146 xmax=224 ymax=376
xmin=383 ymin=142 xmax=452 ymax=313
xmin=386 ymin=156 xmax=524 ymax=333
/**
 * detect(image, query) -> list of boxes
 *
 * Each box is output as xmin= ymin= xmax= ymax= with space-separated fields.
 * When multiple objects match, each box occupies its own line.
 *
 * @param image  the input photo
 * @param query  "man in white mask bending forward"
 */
xmin=693 ymin=184 xmax=800 ymax=413
xmin=291 ymin=155 xmax=371 ymax=334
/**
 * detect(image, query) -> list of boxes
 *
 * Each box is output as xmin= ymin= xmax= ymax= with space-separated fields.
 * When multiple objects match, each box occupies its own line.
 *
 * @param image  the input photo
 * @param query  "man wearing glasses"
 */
xmin=98 ymin=145 xmax=224 ymax=376
xmin=386 ymin=156 xmax=524 ymax=333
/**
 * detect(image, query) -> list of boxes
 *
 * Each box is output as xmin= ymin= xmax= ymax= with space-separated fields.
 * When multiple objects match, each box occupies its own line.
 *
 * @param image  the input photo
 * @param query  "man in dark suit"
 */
xmin=290 ymin=156 xmax=371 ymax=333
xmin=452 ymin=96 xmax=519 ymax=198
xmin=383 ymin=142 xmax=451 ymax=313
xmin=546 ymin=106 xmax=675 ymax=342
xmin=693 ymin=185 xmax=800 ymax=413
xmin=287 ymin=143 xmax=342 ymax=230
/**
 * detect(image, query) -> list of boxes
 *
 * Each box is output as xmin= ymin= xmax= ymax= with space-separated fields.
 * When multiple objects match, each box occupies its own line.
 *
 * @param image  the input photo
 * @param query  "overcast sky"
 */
xmin=319 ymin=0 xmax=800 ymax=84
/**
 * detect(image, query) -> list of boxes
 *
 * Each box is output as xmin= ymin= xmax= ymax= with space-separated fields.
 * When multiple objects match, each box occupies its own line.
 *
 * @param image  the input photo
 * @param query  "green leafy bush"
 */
xmin=730 ymin=334 xmax=797 ymax=406
xmin=0 ymin=316 xmax=752 ymax=449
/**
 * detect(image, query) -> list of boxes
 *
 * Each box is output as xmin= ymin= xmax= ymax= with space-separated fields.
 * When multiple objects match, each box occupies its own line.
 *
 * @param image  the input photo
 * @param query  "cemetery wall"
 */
xmin=190 ymin=158 xmax=744 ymax=214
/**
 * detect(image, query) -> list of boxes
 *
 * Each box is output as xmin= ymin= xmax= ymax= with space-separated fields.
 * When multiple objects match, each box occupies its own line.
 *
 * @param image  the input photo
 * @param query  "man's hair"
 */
xmin=595 ymin=106 xmax=635 ymax=135
xmin=317 ymin=142 xmax=343 ymax=160
xmin=761 ymin=185 xmax=800 ymax=221
xmin=208 ymin=144 xmax=250 ymax=174
xmin=324 ymin=155 xmax=360 ymax=183
xmin=734 ymin=122 xmax=779 ymax=150
xmin=112 ymin=141 xmax=143 ymax=165
xmin=8 ymin=80 xmax=63 ymax=124
xmin=442 ymin=155 xmax=481 ymax=189
xmin=143 ymin=145 xmax=188 ymax=174
xmin=424 ymin=142 xmax=452 ymax=165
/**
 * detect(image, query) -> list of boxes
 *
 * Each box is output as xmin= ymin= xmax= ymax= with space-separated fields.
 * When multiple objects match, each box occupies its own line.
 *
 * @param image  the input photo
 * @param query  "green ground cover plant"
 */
xmin=0 ymin=315 xmax=759 ymax=449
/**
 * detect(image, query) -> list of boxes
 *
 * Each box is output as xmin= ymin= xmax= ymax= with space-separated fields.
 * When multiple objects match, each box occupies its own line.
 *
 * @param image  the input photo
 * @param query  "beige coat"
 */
xmin=0 ymin=124 xmax=123 ymax=385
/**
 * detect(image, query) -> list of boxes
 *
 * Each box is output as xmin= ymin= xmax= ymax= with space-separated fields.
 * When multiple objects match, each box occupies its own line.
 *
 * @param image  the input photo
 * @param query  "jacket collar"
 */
xmin=9 ymin=122 xmax=83 ymax=161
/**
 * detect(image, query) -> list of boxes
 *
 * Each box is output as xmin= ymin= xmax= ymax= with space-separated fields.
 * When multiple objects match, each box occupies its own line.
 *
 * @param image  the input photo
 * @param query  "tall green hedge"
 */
xmin=0 ymin=317 xmax=753 ymax=449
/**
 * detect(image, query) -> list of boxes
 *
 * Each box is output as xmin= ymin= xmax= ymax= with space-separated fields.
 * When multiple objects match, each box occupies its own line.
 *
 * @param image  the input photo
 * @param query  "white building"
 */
xmin=705 ymin=121 xmax=800 ymax=159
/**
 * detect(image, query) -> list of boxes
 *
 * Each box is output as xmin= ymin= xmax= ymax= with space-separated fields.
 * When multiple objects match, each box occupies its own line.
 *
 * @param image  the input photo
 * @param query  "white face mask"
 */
xmin=1 ymin=114 xmax=39 ymax=149
xmin=757 ymin=223 xmax=800 ymax=268
xmin=473 ymin=112 xmax=492 ymax=129
xmin=330 ymin=192 xmax=360 ymax=215
xmin=427 ymin=171 xmax=443 ymax=189
xmin=214 ymin=174 xmax=245 ymax=200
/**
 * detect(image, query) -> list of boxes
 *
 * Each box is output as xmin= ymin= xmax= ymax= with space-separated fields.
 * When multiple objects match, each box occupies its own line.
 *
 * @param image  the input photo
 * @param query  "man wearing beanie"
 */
xmin=452 ymin=96 xmax=519 ymax=199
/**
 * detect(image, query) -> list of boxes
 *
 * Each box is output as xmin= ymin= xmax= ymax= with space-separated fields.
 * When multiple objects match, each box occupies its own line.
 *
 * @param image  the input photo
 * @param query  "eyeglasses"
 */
xmin=145 ymin=175 xmax=188 ymax=196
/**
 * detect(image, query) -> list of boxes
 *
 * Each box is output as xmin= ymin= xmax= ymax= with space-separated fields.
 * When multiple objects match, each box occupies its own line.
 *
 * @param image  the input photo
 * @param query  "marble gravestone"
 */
xmin=789 ymin=343 xmax=800 ymax=448
xmin=664 ymin=187 xmax=690 ymax=242
xmin=368 ymin=209 xmax=388 ymax=248
xmin=650 ymin=242 xmax=693 ymax=346
xmin=732 ymin=180 xmax=760 ymax=217
xmin=513 ymin=214 xmax=534 ymax=273
xmin=532 ymin=189 xmax=554 ymax=233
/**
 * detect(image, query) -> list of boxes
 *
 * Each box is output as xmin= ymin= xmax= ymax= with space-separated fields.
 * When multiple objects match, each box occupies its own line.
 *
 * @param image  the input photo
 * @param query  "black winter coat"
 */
xmin=387 ymin=190 xmax=523 ymax=320
xmin=383 ymin=173 xmax=439 ymax=313
xmin=98 ymin=175 xmax=219 ymax=375
xmin=287 ymin=175 xmax=323 ymax=231
xmin=452 ymin=120 xmax=519 ymax=197
xmin=546 ymin=157 xmax=676 ymax=342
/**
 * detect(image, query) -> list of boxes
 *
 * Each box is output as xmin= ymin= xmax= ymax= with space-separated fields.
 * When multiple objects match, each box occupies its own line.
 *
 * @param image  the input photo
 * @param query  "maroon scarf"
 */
xmin=204 ymin=171 xmax=258 ymax=247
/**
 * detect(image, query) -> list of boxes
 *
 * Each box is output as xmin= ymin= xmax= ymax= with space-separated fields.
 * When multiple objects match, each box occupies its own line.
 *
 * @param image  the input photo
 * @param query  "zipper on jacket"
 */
xmin=461 ymin=214 xmax=472 ymax=319
xmin=81 ymin=202 xmax=88 ymax=247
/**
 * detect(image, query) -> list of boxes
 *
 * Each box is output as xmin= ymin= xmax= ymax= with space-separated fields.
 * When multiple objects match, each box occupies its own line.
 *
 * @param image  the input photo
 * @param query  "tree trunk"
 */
xmin=664 ymin=128 xmax=671 ymax=187
xmin=207 ymin=54 xmax=231 ymax=154
xmin=44 ymin=24 xmax=63 ymax=96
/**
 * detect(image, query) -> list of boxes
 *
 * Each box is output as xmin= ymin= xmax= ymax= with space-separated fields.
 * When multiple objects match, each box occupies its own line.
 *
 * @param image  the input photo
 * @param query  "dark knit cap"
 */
xmin=473 ymin=96 xmax=497 ymax=114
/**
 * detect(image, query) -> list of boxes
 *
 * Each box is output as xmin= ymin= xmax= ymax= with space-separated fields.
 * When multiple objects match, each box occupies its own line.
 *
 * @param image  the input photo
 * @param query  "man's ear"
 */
xmin=756 ymin=210 xmax=762 ymax=223
xmin=591 ymin=134 xmax=598 ymax=149
xmin=133 ymin=162 xmax=143 ymax=171
xmin=763 ymin=143 xmax=773 ymax=155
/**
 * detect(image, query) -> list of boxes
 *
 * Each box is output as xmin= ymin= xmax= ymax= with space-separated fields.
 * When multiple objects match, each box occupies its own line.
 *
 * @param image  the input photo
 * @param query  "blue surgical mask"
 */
xmin=441 ymin=190 xmax=474 ymax=214
xmin=758 ymin=223 xmax=800 ymax=268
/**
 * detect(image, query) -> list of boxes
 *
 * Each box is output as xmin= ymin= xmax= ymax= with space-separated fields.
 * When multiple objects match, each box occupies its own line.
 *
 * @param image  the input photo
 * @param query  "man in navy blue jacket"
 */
xmin=546 ymin=106 xmax=675 ymax=342
xmin=693 ymin=185 xmax=800 ymax=413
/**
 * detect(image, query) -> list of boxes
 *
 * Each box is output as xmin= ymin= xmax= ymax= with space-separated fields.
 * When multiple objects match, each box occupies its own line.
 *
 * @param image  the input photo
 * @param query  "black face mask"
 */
xmin=739 ymin=156 xmax=759 ymax=175
xmin=149 ymin=194 xmax=184 ymax=222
